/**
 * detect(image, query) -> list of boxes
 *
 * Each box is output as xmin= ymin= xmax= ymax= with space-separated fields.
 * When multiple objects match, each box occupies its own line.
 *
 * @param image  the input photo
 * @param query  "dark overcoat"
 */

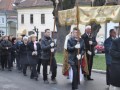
xmin=110 ymin=38 xmax=120 ymax=87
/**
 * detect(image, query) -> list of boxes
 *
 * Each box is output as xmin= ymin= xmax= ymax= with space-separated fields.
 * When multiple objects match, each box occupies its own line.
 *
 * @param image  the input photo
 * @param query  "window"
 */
xmin=21 ymin=14 xmax=24 ymax=24
xmin=2 ymin=18 xmax=4 ymax=23
xmin=0 ymin=30 xmax=5 ymax=36
xmin=41 ymin=14 xmax=45 ymax=24
xmin=30 ymin=14 xmax=33 ymax=24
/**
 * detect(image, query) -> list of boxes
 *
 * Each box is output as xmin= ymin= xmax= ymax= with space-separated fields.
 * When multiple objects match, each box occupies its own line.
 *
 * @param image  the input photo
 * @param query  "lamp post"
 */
xmin=33 ymin=26 xmax=39 ymax=41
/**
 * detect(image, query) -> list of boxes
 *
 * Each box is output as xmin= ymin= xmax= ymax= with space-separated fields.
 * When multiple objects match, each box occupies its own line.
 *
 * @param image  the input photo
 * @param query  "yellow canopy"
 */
xmin=17 ymin=29 xmax=27 ymax=35
xmin=58 ymin=5 xmax=120 ymax=25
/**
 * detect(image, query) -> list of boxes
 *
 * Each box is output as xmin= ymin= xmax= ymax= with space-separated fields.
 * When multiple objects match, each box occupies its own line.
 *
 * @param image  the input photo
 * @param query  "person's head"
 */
xmin=8 ymin=35 xmax=13 ymax=41
xmin=12 ymin=37 xmax=16 ymax=44
xmin=31 ymin=35 xmax=36 ymax=42
xmin=23 ymin=36 xmax=28 ymax=44
xmin=85 ymin=25 xmax=91 ymax=35
xmin=4 ymin=36 xmax=8 ymax=41
xmin=110 ymin=29 xmax=116 ymax=38
xmin=44 ymin=29 xmax=51 ymax=37
xmin=17 ymin=36 xmax=22 ymax=41
xmin=72 ymin=27 xmax=79 ymax=38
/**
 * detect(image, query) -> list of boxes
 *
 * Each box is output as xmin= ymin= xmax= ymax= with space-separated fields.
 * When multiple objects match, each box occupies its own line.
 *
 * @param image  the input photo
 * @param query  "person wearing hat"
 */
xmin=1 ymin=36 xmax=12 ymax=71
xmin=27 ymin=35 xmax=41 ymax=80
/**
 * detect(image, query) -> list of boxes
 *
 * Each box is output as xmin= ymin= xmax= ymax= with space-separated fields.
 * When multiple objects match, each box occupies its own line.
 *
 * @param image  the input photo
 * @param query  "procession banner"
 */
xmin=58 ymin=5 xmax=120 ymax=25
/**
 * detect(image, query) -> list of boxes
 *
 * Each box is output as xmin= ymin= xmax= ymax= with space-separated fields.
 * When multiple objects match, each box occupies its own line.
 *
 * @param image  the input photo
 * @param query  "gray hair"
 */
xmin=85 ymin=25 xmax=91 ymax=30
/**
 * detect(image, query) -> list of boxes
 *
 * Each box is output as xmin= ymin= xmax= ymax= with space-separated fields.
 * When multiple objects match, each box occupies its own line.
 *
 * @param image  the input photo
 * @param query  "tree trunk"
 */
xmin=51 ymin=0 xmax=76 ymax=52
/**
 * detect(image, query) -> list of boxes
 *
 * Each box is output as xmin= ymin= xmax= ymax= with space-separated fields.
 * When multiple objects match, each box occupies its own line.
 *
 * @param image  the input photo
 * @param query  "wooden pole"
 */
xmin=49 ymin=0 xmax=58 ymax=74
xmin=76 ymin=0 xmax=81 ymax=85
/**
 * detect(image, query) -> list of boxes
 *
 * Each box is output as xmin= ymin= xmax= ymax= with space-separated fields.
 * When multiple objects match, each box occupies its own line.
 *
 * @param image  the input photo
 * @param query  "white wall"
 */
xmin=17 ymin=8 xmax=54 ymax=38
xmin=107 ymin=21 xmax=119 ymax=38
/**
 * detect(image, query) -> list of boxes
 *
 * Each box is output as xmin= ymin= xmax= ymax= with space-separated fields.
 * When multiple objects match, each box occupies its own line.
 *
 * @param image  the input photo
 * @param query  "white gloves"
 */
xmin=50 ymin=42 xmax=54 ymax=47
xmin=32 ymin=51 xmax=37 ymax=56
xmin=87 ymin=50 xmax=92 ymax=55
xmin=6 ymin=47 xmax=8 ymax=49
xmin=51 ymin=48 xmax=54 ymax=52
xmin=77 ymin=54 xmax=81 ymax=60
xmin=89 ymin=41 xmax=93 ymax=45
xmin=75 ymin=43 xmax=80 ymax=49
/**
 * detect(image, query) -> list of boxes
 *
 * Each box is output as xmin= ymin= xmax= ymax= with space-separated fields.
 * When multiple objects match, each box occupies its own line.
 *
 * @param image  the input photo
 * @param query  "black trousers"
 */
xmin=1 ymin=54 xmax=11 ymax=69
xmin=71 ymin=65 xmax=79 ymax=89
xmin=16 ymin=55 xmax=22 ymax=70
xmin=86 ymin=53 xmax=94 ymax=78
xmin=42 ymin=57 xmax=57 ymax=81
xmin=30 ymin=64 xmax=38 ymax=78
xmin=106 ymin=64 xmax=111 ymax=85
xmin=37 ymin=59 xmax=42 ymax=73
xmin=11 ymin=53 xmax=16 ymax=67
xmin=23 ymin=64 xmax=28 ymax=75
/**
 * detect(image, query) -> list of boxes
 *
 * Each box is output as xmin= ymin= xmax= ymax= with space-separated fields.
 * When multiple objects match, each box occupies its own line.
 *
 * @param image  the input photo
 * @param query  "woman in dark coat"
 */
xmin=11 ymin=37 xmax=17 ymax=67
xmin=19 ymin=36 xmax=29 ymax=76
xmin=27 ymin=35 xmax=41 ymax=80
xmin=110 ymin=38 xmax=120 ymax=88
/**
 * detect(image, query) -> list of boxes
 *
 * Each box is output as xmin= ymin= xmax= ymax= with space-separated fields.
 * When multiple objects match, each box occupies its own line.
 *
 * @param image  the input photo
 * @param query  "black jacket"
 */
xmin=20 ymin=42 xmax=41 ymax=65
xmin=28 ymin=41 xmax=41 ymax=60
xmin=82 ymin=33 xmax=97 ymax=55
xmin=110 ymin=38 xmax=120 ymax=87
xmin=67 ymin=37 xmax=85 ymax=65
xmin=1 ymin=40 xmax=12 ymax=55
xmin=41 ymin=36 xmax=56 ymax=60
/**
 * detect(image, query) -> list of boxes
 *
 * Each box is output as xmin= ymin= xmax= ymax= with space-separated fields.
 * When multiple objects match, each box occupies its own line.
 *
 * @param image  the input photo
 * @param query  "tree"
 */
xmin=50 ymin=0 xmax=106 ymax=52
xmin=50 ymin=0 xmax=76 ymax=52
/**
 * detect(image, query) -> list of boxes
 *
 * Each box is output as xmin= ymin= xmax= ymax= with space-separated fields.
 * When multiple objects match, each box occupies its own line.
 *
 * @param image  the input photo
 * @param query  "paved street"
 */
xmin=0 ymin=66 xmax=108 ymax=90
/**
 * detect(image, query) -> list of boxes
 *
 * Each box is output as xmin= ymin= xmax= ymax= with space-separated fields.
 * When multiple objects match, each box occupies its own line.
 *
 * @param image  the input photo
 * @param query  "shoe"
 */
xmin=44 ymin=80 xmax=49 ymax=84
xmin=37 ymin=72 xmax=40 ymax=74
xmin=24 ymin=74 xmax=27 ymax=76
xmin=34 ymin=77 xmax=38 ymax=81
xmin=30 ymin=76 xmax=34 ymax=79
xmin=87 ymin=78 xmax=94 ymax=81
xmin=72 ymin=88 xmax=78 ymax=90
xmin=8 ymin=69 xmax=12 ymax=71
xmin=2 ymin=68 xmax=4 ymax=71
xmin=50 ymin=79 xmax=57 ymax=84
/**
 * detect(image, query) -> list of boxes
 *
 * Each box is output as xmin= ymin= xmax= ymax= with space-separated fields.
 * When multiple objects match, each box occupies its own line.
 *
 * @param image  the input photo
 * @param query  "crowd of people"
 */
xmin=0 ymin=26 xmax=120 ymax=90
xmin=0 ymin=29 xmax=57 ymax=84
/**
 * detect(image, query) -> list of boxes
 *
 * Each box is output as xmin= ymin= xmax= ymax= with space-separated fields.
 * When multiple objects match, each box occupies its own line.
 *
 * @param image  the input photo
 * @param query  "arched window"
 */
xmin=0 ymin=30 xmax=5 ymax=36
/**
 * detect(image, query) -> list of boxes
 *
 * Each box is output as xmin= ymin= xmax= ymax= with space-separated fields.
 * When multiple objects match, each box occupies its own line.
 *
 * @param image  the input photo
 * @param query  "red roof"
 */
xmin=0 ymin=0 xmax=15 ymax=10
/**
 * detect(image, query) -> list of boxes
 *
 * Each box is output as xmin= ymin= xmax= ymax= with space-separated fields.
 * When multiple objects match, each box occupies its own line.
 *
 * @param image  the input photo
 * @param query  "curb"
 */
xmin=57 ymin=63 xmax=106 ymax=74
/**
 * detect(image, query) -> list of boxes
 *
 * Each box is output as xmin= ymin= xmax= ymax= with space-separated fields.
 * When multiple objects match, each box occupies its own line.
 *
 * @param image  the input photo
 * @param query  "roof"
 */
xmin=14 ymin=0 xmax=53 ymax=9
xmin=0 ymin=0 xmax=15 ymax=10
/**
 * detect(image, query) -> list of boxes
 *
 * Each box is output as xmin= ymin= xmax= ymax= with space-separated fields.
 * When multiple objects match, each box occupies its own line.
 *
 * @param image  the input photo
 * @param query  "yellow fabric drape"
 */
xmin=58 ymin=5 xmax=120 ymax=25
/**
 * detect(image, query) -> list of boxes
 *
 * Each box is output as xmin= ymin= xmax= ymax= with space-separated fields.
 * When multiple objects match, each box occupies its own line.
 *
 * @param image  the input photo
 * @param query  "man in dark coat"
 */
xmin=82 ymin=26 xmax=97 ymax=80
xmin=41 ymin=29 xmax=57 ymax=84
xmin=110 ymin=37 xmax=120 ymax=88
xmin=104 ymin=29 xmax=116 ymax=86
xmin=67 ymin=28 xmax=85 ymax=90
xmin=1 ymin=36 xmax=12 ymax=71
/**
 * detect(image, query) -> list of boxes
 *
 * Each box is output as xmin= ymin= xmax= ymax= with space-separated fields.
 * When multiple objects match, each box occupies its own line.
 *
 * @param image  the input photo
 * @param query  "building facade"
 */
xmin=0 ymin=0 xmax=17 ymax=36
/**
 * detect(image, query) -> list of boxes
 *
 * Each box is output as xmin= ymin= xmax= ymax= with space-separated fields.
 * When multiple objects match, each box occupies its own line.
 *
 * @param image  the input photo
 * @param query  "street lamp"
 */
xmin=33 ymin=26 xmax=39 ymax=41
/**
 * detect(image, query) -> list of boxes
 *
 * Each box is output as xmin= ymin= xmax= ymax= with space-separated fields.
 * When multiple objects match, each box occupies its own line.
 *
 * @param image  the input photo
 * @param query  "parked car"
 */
xmin=94 ymin=42 xmax=105 ymax=53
